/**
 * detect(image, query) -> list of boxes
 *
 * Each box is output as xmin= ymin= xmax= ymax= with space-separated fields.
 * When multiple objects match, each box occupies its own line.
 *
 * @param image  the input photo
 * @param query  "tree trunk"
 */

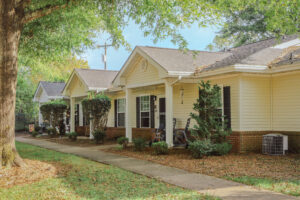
xmin=0 ymin=0 xmax=24 ymax=168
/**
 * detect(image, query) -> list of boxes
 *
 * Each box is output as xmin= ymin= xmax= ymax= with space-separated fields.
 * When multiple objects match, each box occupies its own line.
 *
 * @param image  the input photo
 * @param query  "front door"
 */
xmin=159 ymin=98 xmax=166 ymax=129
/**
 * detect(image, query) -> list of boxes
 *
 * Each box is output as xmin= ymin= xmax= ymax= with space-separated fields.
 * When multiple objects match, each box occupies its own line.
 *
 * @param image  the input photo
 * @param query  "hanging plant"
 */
xmin=82 ymin=93 xmax=111 ymax=134
xmin=40 ymin=99 xmax=68 ymax=134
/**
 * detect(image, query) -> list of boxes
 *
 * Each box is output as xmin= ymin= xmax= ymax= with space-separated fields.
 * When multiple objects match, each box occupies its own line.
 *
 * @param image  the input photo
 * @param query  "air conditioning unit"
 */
xmin=262 ymin=134 xmax=288 ymax=155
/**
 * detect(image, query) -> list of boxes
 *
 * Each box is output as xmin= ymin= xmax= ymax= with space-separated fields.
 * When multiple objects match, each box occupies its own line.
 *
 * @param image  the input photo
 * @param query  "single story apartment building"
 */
xmin=33 ymin=81 xmax=67 ymax=127
xmin=62 ymin=35 xmax=300 ymax=152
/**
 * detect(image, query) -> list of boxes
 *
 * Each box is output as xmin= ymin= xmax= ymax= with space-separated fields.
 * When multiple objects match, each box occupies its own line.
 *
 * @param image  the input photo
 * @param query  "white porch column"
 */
xmin=38 ymin=102 xmax=43 ymax=126
xmin=126 ymin=88 xmax=133 ymax=142
xmin=70 ymin=97 xmax=75 ymax=132
xmin=89 ymin=115 xmax=94 ymax=139
xmin=79 ymin=102 xmax=83 ymax=126
xmin=165 ymin=81 xmax=174 ymax=147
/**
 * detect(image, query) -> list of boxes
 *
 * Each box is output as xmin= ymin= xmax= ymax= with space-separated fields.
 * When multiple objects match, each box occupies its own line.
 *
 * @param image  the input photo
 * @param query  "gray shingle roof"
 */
xmin=200 ymin=34 xmax=300 ymax=72
xmin=75 ymin=68 xmax=118 ymax=89
xmin=138 ymin=46 xmax=231 ymax=73
xmin=40 ymin=81 xmax=65 ymax=97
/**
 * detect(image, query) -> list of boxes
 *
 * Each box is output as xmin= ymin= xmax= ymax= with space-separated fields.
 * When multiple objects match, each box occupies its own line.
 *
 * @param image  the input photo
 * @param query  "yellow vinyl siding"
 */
xmin=210 ymin=76 xmax=241 ymax=131
xmin=173 ymin=83 xmax=197 ymax=129
xmin=126 ymin=60 xmax=161 ymax=86
xmin=272 ymin=72 xmax=300 ymax=131
xmin=172 ymin=76 xmax=240 ymax=131
xmin=68 ymin=75 xmax=87 ymax=97
xmin=107 ymin=92 xmax=126 ymax=127
xmin=240 ymin=75 xmax=271 ymax=131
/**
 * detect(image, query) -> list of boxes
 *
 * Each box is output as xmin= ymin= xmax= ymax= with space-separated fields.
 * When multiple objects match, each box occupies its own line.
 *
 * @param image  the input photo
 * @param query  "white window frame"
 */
xmin=140 ymin=95 xmax=150 ymax=128
xmin=117 ymin=98 xmax=126 ymax=127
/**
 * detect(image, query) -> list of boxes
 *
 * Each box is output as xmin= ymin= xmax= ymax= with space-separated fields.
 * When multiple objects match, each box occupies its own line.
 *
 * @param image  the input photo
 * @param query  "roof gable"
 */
xmin=63 ymin=68 xmax=119 ymax=96
xmin=33 ymin=81 xmax=65 ymax=102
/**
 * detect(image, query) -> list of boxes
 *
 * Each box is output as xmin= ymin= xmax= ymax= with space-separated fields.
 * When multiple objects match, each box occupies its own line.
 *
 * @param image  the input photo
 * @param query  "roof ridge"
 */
xmin=229 ymin=34 xmax=299 ymax=51
xmin=76 ymin=68 xmax=119 ymax=72
xmin=138 ymin=45 xmax=226 ymax=54
xmin=40 ymin=81 xmax=65 ymax=83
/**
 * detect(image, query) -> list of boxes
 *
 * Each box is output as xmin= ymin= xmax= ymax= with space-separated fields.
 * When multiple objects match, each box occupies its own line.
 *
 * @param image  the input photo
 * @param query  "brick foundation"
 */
xmin=229 ymin=131 xmax=300 ymax=153
xmin=105 ymin=127 xmax=300 ymax=153
xmin=106 ymin=127 xmax=125 ymax=140
xmin=132 ymin=128 xmax=155 ymax=141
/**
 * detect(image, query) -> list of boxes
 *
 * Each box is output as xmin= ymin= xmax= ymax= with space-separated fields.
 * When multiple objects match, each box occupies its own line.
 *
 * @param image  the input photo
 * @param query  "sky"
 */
xmin=81 ymin=22 xmax=219 ymax=71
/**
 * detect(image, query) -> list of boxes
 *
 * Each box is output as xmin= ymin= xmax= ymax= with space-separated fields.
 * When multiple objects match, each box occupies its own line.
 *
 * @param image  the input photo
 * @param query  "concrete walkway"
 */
xmin=16 ymin=136 xmax=299 ymax=200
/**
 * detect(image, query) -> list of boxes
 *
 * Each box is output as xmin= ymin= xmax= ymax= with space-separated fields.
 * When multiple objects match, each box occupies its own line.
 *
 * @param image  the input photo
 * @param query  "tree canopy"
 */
xmin=207 ymin=0 xmax=300 ymax=49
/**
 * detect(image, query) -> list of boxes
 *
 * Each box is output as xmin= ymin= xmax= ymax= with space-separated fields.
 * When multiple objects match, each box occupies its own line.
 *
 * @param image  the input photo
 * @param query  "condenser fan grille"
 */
xmin=262 ymin=134 xmax=287 ymax=155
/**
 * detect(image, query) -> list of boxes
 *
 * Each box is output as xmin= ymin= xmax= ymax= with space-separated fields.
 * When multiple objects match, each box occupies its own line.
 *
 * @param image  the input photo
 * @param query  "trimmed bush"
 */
xmin=40 ymin=100 xmax=68 ymax=135
xmin=213 ymin=142 xmax=232 ymax=155
xmin=31 ymin=131 xmax=39 ymax=137
xmin=152 ymin=141 xmax=168 ymax=155
xmin=82 ymin=93 xmax=111 ymax=135
xmin=34 ymin=125 xmax=41 ymax=132
xmin=93 ymin=130 xmax=106 ymax=144
xmin=188 ymin=139 xmax=214 ymax=158
xmin=133 ymin=138 xmax=146 ymax=151
xmin=67 ymin=132 xmax=78 ymax=141
xmin=117 ymin=137 xmax=129 ymax=148
xmin=47 ymin=127 xmax=58 ymax=137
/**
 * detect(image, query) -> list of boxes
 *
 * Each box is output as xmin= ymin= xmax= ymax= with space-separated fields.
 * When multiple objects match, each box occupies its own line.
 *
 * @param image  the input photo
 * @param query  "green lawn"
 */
xmin=0 ymin=142 xmax=217 ymax=200
xmin=226 ymin=176 xmax=300 ymax=197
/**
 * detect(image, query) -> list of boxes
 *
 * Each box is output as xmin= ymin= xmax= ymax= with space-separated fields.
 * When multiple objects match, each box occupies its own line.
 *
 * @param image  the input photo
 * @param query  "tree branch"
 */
xmin=22 ymin=1 xmax=70 ymax=24
xmin=16 ymin=0 xmax=31 ymax=10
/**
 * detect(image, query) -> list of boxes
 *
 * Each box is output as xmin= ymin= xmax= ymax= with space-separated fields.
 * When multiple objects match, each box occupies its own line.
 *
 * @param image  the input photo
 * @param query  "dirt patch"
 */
xmin=104 ymin=147 xmax=300 ymax=181
xmin=0 ymin=159 xmax=69 ymax=188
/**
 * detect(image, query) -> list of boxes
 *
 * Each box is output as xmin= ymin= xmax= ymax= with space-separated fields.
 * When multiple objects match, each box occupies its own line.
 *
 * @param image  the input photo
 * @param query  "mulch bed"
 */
xmin=47 ymin=137 xmax=117 ymax=147
xmin=104 ymin=147 xmax=300 ymax=181
xmin=0 ymin=159 xmax=68 ymax=188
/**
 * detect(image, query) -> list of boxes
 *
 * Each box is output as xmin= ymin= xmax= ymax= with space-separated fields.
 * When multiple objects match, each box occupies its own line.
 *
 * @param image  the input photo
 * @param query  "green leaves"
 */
xmin=208 ymin=0 xmax=300 ymax=49
xmin=190 ymin=80 xmax=231 ymax=143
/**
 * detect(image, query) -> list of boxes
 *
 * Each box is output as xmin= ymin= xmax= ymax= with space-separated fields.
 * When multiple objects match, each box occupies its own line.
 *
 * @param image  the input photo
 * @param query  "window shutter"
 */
xmin=150 ymin=95 xmax=156 ymax=128
xmin=136 ymin=97 xmax=140 ymax=128
xmin=223 ymin=86 xmax=231 ymax=129
xmin=114 ymin=99 xmax=117 ymax=127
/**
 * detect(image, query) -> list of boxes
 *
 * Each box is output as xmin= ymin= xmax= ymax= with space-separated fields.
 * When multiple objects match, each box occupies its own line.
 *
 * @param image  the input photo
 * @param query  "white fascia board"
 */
xmin=234 ymin=64 xmax=269 ymax=71
xmin=272 ymin=38 xmax=300 ymax=49
xmin=195 ymin=63 xmax=300 ymax=78
xmin=167 ymin=71 xmax=194 ymax=76
xmin=88 ymin=87 xmax=108 ymax=92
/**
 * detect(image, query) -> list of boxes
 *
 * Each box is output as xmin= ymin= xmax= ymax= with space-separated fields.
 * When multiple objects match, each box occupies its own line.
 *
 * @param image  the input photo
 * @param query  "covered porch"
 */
xmin=111 ymin=80 xmax=195 ymax=147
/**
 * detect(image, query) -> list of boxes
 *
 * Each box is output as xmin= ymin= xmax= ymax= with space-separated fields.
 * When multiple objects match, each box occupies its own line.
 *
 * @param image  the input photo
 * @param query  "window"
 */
xmin=117 ymin=98 xmax=125 ymax=127
xmin=140 ymin=96 xmax=150 ymax=128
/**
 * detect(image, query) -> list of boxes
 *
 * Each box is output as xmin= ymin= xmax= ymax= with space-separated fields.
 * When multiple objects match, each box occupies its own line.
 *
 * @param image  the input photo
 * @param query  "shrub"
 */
xmin=152 ymin=141 xmax=168 ymax=155
xmin=82 ymin=93 xmax=111 ymax=135
xmin=31 ymin=131 xmax=39 ymax=137
xmin=93 ymin=129 xmax=106 ymax=144
xmin=40 ymin=100 xmax=68 ymax=135
xmin=117 ymin=137 xmax=129 ymax=148
xmin=35 ymin=125 xmax=41 ymax=132
xmin=133 ymin=138 xmax=146 ymax=151
xmin=67 ymin=132 xmax=78 ymax=141
xmin=213 ymin=142 xmax=232 ymax=155
xmin=188 ymin=139 xmax=214 ymax=158
xmin=47 ymin=127 xmax=58 ymax=137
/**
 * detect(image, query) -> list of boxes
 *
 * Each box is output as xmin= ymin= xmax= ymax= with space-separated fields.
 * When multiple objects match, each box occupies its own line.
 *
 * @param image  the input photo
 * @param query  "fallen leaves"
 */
xmin=104 ymin=147 xmax=300 ymax=181
xmin=0 ymin=159 xmax=70 ymax=188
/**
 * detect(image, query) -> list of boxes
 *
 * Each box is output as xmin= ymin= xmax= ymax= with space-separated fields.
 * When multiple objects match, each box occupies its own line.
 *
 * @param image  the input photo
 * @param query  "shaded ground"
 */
xmin=0 ymin=159 xmax=63 ymax=188
xmin=0 ymin=142 xmax=217 ymax=200
xmin=23 ymin=133 xmax=117 ymax=147
xmin=104 ymin=146 xmax=300 ymax=196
